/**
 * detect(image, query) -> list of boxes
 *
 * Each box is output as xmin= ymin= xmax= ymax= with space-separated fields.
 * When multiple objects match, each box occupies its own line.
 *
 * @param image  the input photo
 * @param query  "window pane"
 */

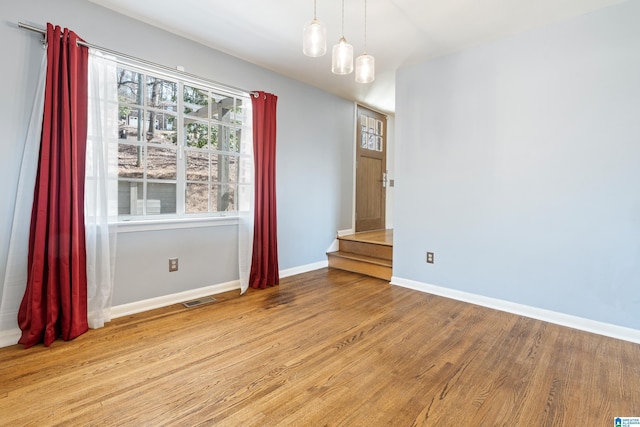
xmin=212 ymin=184 xmax=235 ymax=212
xmin=211 ymin=154 xmax=237 ymax=183
xmin=216 ymin=125 xmax=234 ymax=151
xmin=186 ymin=183 xmax=209 ymax=213
xmin=146 ymin=76 xmax=177 ymax=112
xmin=239 ymin=128 xmax=252 ymax=155
xmin=145 ymin=111 xmax=176 ymax=146
xmin=117 ymin=68 xmax=142 ymax=105
xmin=230 ymin=127 xmax=241 ymax=153
xmin=185 ymin=121 xmax=209 ymax=148
xmin=119 ymin=108 xmax=143 ymax=141
xmin=147 ymin=182 xmax=176 ymax=214
xmin=118 ymin=181 xmax=143 ymax=215
xmin=211 ymin=93 xmax=233 ymax=123
xmin=118 ymin=144 xmax=144 ymax=179
xmin=227 ymin=156 xmax=238 ymax=184
xmin=184 ymin=85 xmax=208 ymax=117
xmin=147 ymin=146 xmax=177 ymax=180
xmin=210 ymin=126 xmax=219 ymax=151
xmin=186 ymin=151 xmax=209 ymax=182
xmin=231 ymin=98 xmax=244 ymax=125
xmin=237 ymin=184 xmax=251 ymax=212
xmin=238 ymin=157 xmax=253 ymax=184
xmin=209 ymin=126 xmax=242 ymax=152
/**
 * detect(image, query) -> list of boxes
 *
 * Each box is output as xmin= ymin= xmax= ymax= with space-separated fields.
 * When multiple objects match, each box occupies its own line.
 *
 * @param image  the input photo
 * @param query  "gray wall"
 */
xmin=0 ymin=0 xmax=354 ymax=327
xmin=395 ymin=0 xmax=640 ymax=330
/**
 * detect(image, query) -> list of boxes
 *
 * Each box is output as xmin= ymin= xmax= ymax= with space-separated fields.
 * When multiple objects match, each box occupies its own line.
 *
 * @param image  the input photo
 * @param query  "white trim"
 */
xmin=391 ymin=276 xmax=640 ymax=345
xmin=327 ymin=239 xmax=339 ymax=253
xmin=384 ymin=115 xmax=394 ymax=230
xmin=113 ymin=54 xmax=250 ymax=99
xmin=110 ymin=260 xmax=329 ymax=319
xmin=280 ymin=261 xmax=328 ymax=279
xmin=351 ymin=102 xmax=358 ymax=232
xmin=117 ymin=216 xmax=239 ymax=233
xmin=337 ymin=229 xmax=355 ymax=237
xmin=0 ymin=328 xmax=21 ymax=348
xmin=0 ymin=262 xmax=331 ymax=348
xmin=111 ymin=280 xmax=241 ymax=318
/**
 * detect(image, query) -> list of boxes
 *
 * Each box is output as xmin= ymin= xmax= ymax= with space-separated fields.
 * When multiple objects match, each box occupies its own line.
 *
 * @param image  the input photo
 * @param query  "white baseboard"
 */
xmin=0 ymin=282 xmax=242 ymax=348
xmin=0 ymin=262 xmax=331 ymax=348
xmin=112 ymin=260 xmax=330 ymax=319
xmin=0 ymin=328 xmax=21 ymax=348
xmin=111 ymin=280 xmax=241 ymax=319
xmin=280 ymin=261 xmax=328 ymax=279
xmin=391 ymin=276 xmax=640 ymax=345
xmin=337 ymin=229 xmax=355 ymax=237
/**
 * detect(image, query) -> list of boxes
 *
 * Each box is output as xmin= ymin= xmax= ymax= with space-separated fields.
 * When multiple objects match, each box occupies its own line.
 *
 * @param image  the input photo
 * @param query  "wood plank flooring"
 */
xmin=1 ymin=268 xmax=639 ymax=426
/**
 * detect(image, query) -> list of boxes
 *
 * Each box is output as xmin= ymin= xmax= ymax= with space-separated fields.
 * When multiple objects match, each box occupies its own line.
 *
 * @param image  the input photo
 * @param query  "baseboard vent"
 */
xmin=182 ymin=296 xmax=216 ymax=308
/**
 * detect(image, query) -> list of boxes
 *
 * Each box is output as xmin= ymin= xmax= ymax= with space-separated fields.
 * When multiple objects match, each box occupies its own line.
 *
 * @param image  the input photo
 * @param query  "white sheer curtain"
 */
xmin=86 ymin=49 xmax=119 ymax=328
xmin=238 ymin=99 xmax=254 ymax=294
xmin=0 ymin=53 xmax=47 ymax=337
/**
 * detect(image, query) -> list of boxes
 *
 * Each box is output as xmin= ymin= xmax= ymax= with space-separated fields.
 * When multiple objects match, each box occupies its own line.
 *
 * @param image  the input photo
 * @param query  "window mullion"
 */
xmin=141 ymin=71 xmax=148 ymax=216
xmin=176 ymin=81 xmax=186 ymax=216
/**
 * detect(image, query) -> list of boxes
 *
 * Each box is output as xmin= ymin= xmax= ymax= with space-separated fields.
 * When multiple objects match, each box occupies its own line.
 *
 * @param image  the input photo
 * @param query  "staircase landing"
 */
xmin=327 ymin=229 xmax=393 ymax=281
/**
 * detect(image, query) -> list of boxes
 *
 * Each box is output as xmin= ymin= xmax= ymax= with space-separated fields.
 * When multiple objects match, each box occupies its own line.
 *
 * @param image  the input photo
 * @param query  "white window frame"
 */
xmin=114 ymin=58 xmax=252 ymax=230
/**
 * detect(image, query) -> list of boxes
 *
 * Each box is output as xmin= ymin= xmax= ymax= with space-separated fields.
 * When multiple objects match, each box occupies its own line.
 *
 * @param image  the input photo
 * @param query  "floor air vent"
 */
xmin=182 ymin=296 xmax=216 ymax=308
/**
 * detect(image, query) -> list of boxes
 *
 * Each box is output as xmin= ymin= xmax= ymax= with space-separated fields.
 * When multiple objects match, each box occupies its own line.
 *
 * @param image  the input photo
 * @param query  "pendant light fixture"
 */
xmin=355 ymin=0 xmax=375 ymax=83
xmin=331 ymin=0 xmax=353 ymax=75
xmin=303 ymin=0 xmax=326 ymax=57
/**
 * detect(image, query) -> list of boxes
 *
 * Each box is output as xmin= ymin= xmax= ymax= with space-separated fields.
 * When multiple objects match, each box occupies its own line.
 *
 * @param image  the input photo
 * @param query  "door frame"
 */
xmin=351 ymin=103 xmax=391 ymax=233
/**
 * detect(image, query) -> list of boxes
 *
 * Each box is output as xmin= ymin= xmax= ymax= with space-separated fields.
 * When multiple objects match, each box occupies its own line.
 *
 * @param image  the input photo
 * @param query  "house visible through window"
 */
xmin=117 ymin=65 xmax=250 ymax=219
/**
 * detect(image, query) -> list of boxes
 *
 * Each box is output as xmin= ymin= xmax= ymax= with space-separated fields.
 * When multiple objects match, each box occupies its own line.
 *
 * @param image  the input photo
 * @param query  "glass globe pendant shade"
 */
xmin=355 ymin=53 xmax=375 ymax=83
xmin=303 ymin=18 xmax=326 ymax=57
xmin=331 ymin=37 xmax=353 ymax=75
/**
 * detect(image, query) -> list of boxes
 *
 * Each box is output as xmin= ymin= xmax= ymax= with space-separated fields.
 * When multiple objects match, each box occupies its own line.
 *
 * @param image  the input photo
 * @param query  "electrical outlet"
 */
xmin=169 ymin=257 xmax=179 ymax=272
xmin=426 ymin=252 xmax=434 ymax=264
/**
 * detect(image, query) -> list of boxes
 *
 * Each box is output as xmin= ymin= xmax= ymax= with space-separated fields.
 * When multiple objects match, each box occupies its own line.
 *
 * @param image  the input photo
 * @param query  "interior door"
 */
xmin=355 ymin=105 xmax=387 ymax=232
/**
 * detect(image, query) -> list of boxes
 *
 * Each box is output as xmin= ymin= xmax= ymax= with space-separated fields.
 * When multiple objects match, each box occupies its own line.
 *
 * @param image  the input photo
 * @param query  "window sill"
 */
xmin=115 ymin=215 xmax=239 ymax=233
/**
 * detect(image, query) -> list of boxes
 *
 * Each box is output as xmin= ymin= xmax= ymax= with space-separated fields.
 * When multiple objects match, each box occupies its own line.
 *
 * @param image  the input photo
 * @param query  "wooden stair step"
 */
xmin=338 ymin=229 xmax=393 ymax=246
xmin=338 ymin=239 xmax=392 ymax=261
xmin=328 ymin=230 xmax=393 ymax=281
xmin=328 ymin=251 xmax=392 ymax=267
xmin=327 ymin=251 xmax=392 ymax=281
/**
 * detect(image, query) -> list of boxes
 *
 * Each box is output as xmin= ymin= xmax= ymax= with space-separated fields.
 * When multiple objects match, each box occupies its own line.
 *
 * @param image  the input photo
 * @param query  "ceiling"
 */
xmin=88 ymin=0 xmax=624 ymax=114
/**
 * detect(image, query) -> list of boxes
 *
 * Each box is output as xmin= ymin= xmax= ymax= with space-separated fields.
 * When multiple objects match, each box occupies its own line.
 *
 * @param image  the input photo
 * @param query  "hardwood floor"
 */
xmin=1 ymin=268 xmax=639 ymax=426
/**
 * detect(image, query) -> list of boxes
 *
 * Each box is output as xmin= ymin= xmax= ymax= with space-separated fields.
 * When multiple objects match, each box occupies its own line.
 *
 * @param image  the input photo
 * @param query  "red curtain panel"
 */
xmin=249 ymin=92 xmax=280 ymax=289
xmin=18 ymin=24 xmax=89 ymax=348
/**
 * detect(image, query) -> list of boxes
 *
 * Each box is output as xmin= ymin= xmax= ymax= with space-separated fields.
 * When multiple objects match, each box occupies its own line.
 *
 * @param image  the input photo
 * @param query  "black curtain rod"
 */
xmin=18 ymin=21 xmax=259 ymax=98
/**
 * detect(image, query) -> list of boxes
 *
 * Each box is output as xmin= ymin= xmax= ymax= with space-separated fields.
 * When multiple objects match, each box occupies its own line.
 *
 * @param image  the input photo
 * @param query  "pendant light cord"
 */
xmin=341 ymin=0 xmax=345 ymax=37
xmin=314 ymin=0 xmax=317 ymax=20
xmin=364 ymin=0 xmax=367 ymax=53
